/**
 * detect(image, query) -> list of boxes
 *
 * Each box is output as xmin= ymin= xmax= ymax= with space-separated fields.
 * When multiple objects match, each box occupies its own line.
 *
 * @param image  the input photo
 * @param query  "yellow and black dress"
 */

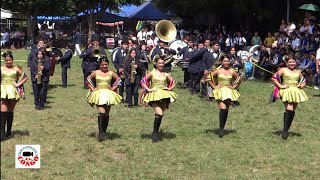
xmin=142 ymin=69 xmax=177 ymax=105
xmin=86 ymin=71 xmax=122 ymax=106
xmin=209 ymin=70 xmax=240 ymax=101
xmin=1 ymin=66 xmax=20 ymax=100
xmin=279 ymin=70 xmax=308 ymax=103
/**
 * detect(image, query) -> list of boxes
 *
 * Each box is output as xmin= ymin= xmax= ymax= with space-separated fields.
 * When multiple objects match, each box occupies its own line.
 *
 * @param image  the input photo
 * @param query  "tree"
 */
xmin=2 ymin=0 xmax=71 ymax=40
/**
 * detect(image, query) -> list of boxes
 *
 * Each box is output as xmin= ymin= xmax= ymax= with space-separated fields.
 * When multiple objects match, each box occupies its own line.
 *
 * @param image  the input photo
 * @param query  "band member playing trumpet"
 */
xmin=80 ymin=35 xmax=106 ymax=88
xmin=271 ymin=57 xmax=308 ymax=140
xmin=29 ymin=50 xmax=51 ymax=110
xmin=1 ymin=51 xmax=28 ymax=141
xmin=113 ymin=40 xmax=129 ymax=99
xmin=124 ymin=49 xmax=146 ymax=107
xmin=86 ymin=57 xmax=122 ymax=142
xmin=141 ymin=57 xmax=177 ymax=142
xmin=208 ymin=55 xmax=241 ymax=138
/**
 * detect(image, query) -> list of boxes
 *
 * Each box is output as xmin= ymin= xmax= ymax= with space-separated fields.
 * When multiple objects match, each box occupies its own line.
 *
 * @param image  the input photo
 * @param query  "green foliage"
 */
xmin=1 ymin=49 xmax=320 ymax=179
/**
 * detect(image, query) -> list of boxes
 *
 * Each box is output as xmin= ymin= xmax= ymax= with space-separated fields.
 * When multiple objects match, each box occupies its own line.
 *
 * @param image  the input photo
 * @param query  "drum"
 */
xmin=178 ymin=61 xmax=189 ymax=69
xmin=168 ymin=40 xmax=187 ymax=60
xmin=244 ymin=61 xmax=253 ymax=77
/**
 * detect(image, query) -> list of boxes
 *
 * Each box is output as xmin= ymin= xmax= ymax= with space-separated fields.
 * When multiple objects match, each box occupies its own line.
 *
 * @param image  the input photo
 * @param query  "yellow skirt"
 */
xmin=87 ymin=89 xmax=122 ymax=106
xmin=1 ymin=84 xmax=20 ymax=100
xmin=279 ymin=87 xmax=308 ymax=103
xmin=210 ymin=86 xmax=240 ymax=101
xmin=143 ymin=89 xmax=177 ymax=103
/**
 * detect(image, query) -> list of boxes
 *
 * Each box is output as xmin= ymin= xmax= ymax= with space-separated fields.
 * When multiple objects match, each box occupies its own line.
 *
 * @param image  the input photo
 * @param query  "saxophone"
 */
xmin=130 ymin=58 xmax=137 ymax=83
xmin=37 ymin=59 xmax=44 ymax=85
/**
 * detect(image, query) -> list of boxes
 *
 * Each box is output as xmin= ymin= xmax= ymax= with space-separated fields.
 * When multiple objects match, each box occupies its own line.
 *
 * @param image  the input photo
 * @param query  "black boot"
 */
xmin=282 ymin=110 xmax=293 ymax=140
xmin=6 ymin=112 xmax=14 ymax=137
xmin=152 ymin=114 xmax=163 ymax=142
xmin=104 ymin=114 xmax=109 ymax=134
xmin=1 ymin=112 xmax=7 ymax=141
xmin=288 ymin=111 xmax=295 ymax=131
xmin=98 ymin=113 xmax=106 ymax=142
xmin=219 ymin=109 xmax=228 ymax=138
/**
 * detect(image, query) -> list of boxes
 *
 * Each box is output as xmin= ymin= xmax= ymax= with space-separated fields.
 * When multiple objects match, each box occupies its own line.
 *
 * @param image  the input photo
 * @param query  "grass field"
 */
xmin=1 ymin=49 xmax=320 ymax=179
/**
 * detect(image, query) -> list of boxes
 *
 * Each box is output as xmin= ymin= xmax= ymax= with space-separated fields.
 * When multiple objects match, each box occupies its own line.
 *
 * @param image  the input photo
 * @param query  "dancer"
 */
xmin=1 ymin=51 xmax=28 ymax=140
xmin=141 ymin=57 xmax=177 ymax=142
xmin=208 ymin=55 xmax=241 ymax=138
xmin=271 ymin=57 xmax=308 ymax=140
xmin=86 ymin=57 xmax=122 ymax=142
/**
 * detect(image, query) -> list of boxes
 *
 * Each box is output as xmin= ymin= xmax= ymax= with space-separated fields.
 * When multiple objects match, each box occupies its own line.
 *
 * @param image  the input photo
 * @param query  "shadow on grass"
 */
xmin=3 ymin=130 xmax=30 ymax=141
xmin=205 ymin=129 xmax=237 ymax=136
xmin=88 ymin=132 xmax=121 ymax=140
xmin=140 ymin=131 xmax=176 ymax=140
xmin=50 ymin=84 xmax=77 ymax=88
xmin=312 ymin=94 xmax=320 ymax=97
xmin=271 ymin=130 xmax=302 ymax=137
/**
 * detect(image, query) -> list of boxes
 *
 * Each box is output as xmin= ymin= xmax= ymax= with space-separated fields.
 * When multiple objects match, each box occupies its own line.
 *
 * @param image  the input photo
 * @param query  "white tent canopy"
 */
xmin=1 ymin=9 xmax=13 ymax=19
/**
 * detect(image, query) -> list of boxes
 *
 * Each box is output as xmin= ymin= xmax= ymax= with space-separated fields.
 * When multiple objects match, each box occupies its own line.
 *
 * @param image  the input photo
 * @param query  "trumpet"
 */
xmin=92 ymin=46 xmax=100 ymax=58
xmin=45 ymin=45 xmax=52 ymax=52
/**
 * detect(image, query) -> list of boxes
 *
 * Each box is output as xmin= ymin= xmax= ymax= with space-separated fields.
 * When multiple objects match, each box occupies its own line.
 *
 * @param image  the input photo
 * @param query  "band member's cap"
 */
xmin=91 ymin=34 xmax=99 ymax=41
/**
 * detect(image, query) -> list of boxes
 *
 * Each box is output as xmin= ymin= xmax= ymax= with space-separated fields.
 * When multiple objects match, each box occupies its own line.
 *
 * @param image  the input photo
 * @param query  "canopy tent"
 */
xmin=1 ymin=9 xmax=13 ymax=19
xmin=77 ymin=4 xmax=138 ymax=18
xmin=98 ymin=12 xmax=127 ymax=23
xmin=36 ymin=16 xmax=73 ymax=22
xmin=128 ymin=0 xmax=168 ymax=20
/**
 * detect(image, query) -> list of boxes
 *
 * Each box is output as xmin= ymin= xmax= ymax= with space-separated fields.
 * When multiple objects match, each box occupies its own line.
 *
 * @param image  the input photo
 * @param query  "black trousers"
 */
xmin=126 ymin=82 xmax=139 ymax=106
xmin=183 ymin=68 xmax=190 ymax=84
xmin=32 ymin=82 xmax=47 ymax=107
xmin=117 ymin=73 xmax=125 ymax=99
xmin=189 ymin=72 xmax=201 ymax=93
xmin=61 ymin=67 xmax=68 ymax=87
xmin=83 ymin=69 xmax=86 ymax=87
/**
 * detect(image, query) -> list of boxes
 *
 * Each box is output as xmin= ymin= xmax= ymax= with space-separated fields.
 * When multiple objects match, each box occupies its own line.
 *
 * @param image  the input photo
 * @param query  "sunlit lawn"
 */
xmin=1 ymin=49 xmax=319 ymax=179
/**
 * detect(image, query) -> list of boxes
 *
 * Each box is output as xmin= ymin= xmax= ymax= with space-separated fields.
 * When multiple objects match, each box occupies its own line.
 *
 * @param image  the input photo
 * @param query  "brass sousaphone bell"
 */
xmin=155 ymin=20 xmax=177 ymax=43
xmin=150 ymin=20 xmax=177 ymax=64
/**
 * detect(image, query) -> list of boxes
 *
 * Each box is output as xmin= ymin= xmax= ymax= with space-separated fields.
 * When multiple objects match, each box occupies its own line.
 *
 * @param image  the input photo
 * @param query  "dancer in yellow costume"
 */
xmin=272 ymin=57 xmax=308 ymax=140
xmin=208 ymin=55 xmax=241 ymax=138
xmin=86 ymin=57 xmax=122 ymax=142
xmin=1 ymin=51 xmax=28 ymax=141
xmin=141 ymin=57 xmax=177 ymax=142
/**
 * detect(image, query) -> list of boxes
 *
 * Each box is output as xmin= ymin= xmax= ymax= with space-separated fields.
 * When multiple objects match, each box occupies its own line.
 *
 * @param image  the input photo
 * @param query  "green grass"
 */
xmin=1 ymin=49 xmax=320 ymax=180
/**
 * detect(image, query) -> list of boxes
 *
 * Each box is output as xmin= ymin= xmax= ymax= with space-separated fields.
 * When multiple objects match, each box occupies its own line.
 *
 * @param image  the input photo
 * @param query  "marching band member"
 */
xmin=208 ymin=55 xmax=241 ymax=138
xmin=113 ymin=40 xmax=129 ymax=99
xmin=86 ymin=57 xmax=122 ymax=142
xmin=29 ymin=50 xmax=51 ymax=110
xmin=188 ymin=42 xmax=207 ymax=94
xmin=151 ymin=40 xmax=175 ymax=73
xmin=80 ymin=35 xmax=106 ymax=88
xmin=1 ymin=51 xmax=28 ymax=141
xmin=271 ymin=57 xmax=308 ymax=140
xmin=57 ymin=43 xmax=74 ymax=88
xmin=124 ymin=49 xmax=146 ymax=107
xmin=141 ymin=57 xmax=177 ymax=142
xmin=177 ymin=39 xmax=194 ymax=87
xmin=27 ymin=38 xmax=45 ymax=71
xmin=202 ymin=41 xmax=223 ymax=99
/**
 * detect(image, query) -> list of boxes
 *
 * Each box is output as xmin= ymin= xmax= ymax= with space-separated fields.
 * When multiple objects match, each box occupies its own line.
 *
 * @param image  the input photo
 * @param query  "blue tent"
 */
xmin=77 ymin=4 xmax=138 ymax=18
xmin=128 ymin=0 xmax=168 ymax=20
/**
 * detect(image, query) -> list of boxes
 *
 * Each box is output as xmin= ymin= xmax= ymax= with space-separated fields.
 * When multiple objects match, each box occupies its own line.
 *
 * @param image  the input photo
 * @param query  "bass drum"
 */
xmin=168 ymin=40 xmax=187 ymax=60
xmin=111 ymin=47 xmax=121 ymax=62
